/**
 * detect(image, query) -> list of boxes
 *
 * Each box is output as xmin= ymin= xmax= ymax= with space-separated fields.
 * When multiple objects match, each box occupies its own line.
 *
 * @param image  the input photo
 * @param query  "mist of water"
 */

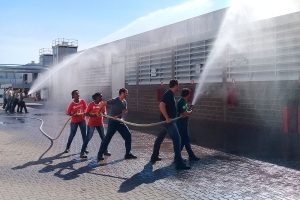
xmin=29 ymin=0 xmax=217 ymax=109
xmin=192 ymin=0 xmax=300 ymax=105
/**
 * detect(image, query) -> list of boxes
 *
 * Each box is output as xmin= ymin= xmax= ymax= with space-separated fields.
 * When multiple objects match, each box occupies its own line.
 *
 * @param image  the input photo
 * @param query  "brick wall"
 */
xmin=125 ymin=81 xmax=300 ymax=160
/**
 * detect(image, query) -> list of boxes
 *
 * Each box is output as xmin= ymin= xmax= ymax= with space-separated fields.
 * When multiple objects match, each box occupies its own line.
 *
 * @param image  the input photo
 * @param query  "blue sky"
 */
xmin=0 ymin=0 xmax=230 ymax=64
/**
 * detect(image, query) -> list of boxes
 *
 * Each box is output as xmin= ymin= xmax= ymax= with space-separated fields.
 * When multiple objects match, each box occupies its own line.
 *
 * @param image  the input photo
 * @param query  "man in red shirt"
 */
xmin=80 ymin=92 xmax=111 ymax=157
xmin=65 ymin=90 xmax=88 ymax=158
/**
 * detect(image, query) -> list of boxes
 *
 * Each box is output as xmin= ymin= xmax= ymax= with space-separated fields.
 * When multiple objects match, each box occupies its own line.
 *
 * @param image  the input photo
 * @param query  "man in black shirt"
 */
xmin=97 ymin=88 xmax=137 ymax=162
xmin=150 ymin=88 xmax=199 ymax=162
xmin=151 ymin=80 xmax=190 ymax=170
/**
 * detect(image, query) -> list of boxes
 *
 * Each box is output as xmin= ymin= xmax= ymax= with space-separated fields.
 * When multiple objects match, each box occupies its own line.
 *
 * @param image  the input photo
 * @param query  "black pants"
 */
xmin=98 ymin=119 xmax=132 ymax=158
xmin=18 ymin=101 xmax=27 ymax=113
xmin=11 ymin=99 xmax=19 ymax=113
xmin=2 ymin=98 xmax=7 ymax=109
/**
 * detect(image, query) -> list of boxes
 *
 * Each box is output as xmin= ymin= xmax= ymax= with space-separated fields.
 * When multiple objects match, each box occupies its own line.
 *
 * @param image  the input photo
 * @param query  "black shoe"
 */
xmin=150 ymin=157 xmax=162 ymax=164
xmin=64 ymin=149 xmax=70 ymax=153
xmin=176 ymin=163 xmax=191 ymax=170
xmin=125 ymin=153 xmax=137 ymax=160
xmin=80 ymin=154 xmax=87 ymax=159
xmin=84 ymin=150 xmax=89 ymax=154
xmin=189 ymin=156 xmax=200 ymax=161
xmin=104 ymin=152 xmax=111 ymax=156
xmin=97 ymin=156 xmax=104 ymax=162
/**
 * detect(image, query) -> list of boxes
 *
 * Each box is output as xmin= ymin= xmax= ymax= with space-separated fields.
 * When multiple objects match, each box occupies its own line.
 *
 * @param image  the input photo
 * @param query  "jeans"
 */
xmin=66 ymin=120 xmax=87 ymax=151
xmin=177 ymin=121 xmax=196 ymax=158
xmin=98 ymin=119 xmax=132 ymax=158
xmin=2 ymin=98 xmax=7 ymax=109
xmin=81 ymin=125 xmax=105 ymax=154
xmin=151 ymin=122 xmax=184 ymax=165
xmin=5 ymin=98 xmax=12 ymax=113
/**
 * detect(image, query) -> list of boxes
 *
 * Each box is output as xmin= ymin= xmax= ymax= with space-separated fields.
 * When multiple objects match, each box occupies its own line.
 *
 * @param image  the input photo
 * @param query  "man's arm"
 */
xmin=181 ymin=110 xmax=192 ymax=117
xmin=159 ymin=102 xmax=171 ymax=123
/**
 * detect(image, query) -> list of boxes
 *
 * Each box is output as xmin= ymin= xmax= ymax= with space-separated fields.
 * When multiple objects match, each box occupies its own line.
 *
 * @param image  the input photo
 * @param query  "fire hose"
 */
xmin=1 ymin=114 xmax=182 ymax=141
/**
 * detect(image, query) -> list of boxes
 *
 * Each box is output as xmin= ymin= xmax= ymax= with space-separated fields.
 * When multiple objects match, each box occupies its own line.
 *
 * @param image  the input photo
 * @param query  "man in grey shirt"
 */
xmin=97 ymin=88 xmax=137 ymax=162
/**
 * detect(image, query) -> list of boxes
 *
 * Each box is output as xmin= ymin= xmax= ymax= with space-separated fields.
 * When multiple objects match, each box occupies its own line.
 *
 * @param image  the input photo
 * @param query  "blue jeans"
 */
xmin=98 ymin=119 xmax=132 ymax=158
xmin=177 ymin=121 xmax=196 ymax=158
xmin=66 ymin=120 xmax=86 ymax=151
xmin=81 ymin=125 xmax=105 ymax=154
xmin=151 ymin=122 xmax=184 ymax=165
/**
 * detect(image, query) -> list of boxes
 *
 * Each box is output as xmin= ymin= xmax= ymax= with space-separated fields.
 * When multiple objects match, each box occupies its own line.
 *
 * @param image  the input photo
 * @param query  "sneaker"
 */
xmin=80 ymin=154 xmax=87 ymax=159
xmin=124 ymin=153 xmax=137 ymax=160
xmin=104 ymin=152 xmax=111 ymax=156
xmin=189 ymin=156 xmax=200 ymax=161
xmin=175 ymin=163 xmax=191 ymax=170
xmin=150 ymin=157 xmax=162 ymax=164
xmin=97 ymin=156 xmax=104 ymax=162
xmin=64 ymin=149 xmax=70 ymax=153
xmin=84 ymin=150 xmax=89 ymax=154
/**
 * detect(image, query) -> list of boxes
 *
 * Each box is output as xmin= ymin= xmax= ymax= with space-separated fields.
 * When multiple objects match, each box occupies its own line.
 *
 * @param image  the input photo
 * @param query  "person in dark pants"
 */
xmin=11 ymin=89 xmax=20 ymax=113
xmin=2 ymin=88 xmax=8 ymax=109
xmin=150 ymin=88 xmax=199 ymax=163
xmin=176 ymin=88 xmax=199 ymax=161
xmin=18 ymin=89 xmax=28 ymax=113
xmin=64 ymin=90 xmax=88 ymax=158
xmin=150 ymin=80 xmax=190 ymax=170
xmin=80 ymin=92 xmax=111 ymax=158
xmin=5 ymin=87 xmax=13 ymax=113
xmin=97 ymin=88 xmax=137 ymax=162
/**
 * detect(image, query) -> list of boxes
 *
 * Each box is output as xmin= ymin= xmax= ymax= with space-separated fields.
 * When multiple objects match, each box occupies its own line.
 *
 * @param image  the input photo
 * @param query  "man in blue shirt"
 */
xmin=151 ymin=80 xmax=190 ymax=170
xmin=97 ymin=88 xmax=137 ymax=162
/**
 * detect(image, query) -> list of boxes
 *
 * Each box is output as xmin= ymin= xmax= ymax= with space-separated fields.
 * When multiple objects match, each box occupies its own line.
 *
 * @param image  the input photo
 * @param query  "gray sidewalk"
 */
xmin=0 ymin=109 xmax=300 ymax=200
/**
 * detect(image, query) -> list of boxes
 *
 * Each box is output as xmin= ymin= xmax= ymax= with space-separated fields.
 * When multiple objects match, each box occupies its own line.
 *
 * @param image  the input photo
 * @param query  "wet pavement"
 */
xmin=1 ymin=108 xmax=300 ymax=200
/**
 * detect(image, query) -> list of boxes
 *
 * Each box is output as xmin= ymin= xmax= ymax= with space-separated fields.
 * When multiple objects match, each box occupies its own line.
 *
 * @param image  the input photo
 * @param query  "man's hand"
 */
xmin=165 ymin=117 xmax=172 ymax=123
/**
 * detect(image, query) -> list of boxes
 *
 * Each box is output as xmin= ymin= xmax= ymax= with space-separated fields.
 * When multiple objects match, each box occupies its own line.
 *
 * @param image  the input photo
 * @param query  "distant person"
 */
xmin=5 ymin=87 xmax=13 ymax=113
xmin=150 ymin=80 xmax=190 ymax=170
xmin=80 ymin=92 xmax=111 ymax=158
xmin=11 ymin=89 xmax=20 ymax=113
xmin=97 ymin=88 xmax=137 ymax=162
xmin=2 ymin=88 xmax=8 ymax=109
xmin=64 ymin=90 xmax=87 ymax=158
xmin=18 ymin=89 xmax=28 ymax=113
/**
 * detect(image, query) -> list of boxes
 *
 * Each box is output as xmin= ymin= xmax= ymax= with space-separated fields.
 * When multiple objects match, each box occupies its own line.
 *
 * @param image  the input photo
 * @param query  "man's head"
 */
xmin=71 ymin=90 xmax=80 ymax=100
xmin=169 ymin=79 xmax=179 ymax=93
xmin=181 ymin=88 xmax=190 ymax=99
xmin=119 ymin=88 xmax=128 ymax=99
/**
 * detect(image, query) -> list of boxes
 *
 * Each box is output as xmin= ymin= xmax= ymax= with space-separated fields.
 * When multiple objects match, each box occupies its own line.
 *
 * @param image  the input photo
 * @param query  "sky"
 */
xmin=0 ymin=0 xmax=230 ymax=64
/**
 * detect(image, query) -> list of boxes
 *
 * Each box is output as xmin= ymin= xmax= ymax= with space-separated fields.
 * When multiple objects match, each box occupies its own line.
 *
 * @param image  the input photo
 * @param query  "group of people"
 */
xmin=2 ymin=87 xmax=28 ymax=114
xmin=65 ymin=79 xmax=198 ymax=170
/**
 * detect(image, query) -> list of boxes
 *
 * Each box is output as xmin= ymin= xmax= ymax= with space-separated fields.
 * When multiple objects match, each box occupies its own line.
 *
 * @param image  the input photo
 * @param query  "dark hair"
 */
xmin=92 ymin=92 xmax=102 ymax=101
xmin=169 ymin=79 xmax=178 ymax=88
xmin=119 ymin=88 xmax=128 ymax=95
xmin=71 ymin=90 xmax=79 ymax=98
xmin=181 ymin=88 xmax=190 ymax=97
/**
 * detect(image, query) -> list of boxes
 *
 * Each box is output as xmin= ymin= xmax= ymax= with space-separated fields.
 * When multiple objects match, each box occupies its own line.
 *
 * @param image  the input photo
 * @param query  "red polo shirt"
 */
xmin=86 ymin=101 xmax=106 ymax=126
xmin=66 ymin=99 xmax=87 ymax=123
